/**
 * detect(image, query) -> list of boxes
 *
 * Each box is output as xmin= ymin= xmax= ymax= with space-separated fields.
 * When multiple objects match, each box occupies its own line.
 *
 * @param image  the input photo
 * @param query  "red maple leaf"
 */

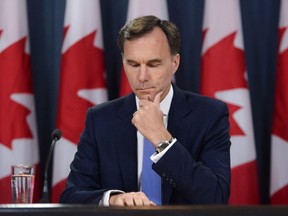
xmin=0 ymin=36 xmax=33 ymax=149
xmin=57 ymin=29 xmax=106 ymax=144
xmin=272 ymin=27 xmax=288 ymax=142
xmin=201 ymin=32 xmax=247 ymax=136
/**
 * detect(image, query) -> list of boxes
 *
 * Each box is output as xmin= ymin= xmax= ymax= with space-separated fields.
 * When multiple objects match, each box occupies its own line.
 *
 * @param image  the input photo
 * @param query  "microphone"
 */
xmin=40 ymin=129 xmax=62 ymax=203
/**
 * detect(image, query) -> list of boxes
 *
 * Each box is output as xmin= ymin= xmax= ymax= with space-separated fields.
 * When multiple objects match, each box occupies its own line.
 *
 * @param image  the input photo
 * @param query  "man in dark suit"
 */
xmin=60 ymin=15 xmax=231 ymax=206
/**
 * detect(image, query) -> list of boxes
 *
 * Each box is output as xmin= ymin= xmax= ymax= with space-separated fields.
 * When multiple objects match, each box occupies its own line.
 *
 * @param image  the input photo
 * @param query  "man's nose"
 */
xmin=138 ymin=65 xmax=149 ymax=82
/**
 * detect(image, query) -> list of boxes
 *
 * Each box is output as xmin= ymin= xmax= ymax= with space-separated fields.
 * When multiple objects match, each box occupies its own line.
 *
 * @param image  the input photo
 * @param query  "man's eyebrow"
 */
xmin=125 ymin=58 xmax=162 ymax=63
xmin=147 ymin=58 xmax=162 ymax=63
xmin=125 ymin=59 xmax=138 ymax=63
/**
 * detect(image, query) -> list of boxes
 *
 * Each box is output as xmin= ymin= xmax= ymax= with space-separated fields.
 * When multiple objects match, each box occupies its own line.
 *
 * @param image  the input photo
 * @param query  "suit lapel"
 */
xmin=162 ymin=86 xmax=192 ymax=204
xmin=168 ymin=86 xmax=192 ymax=148
xmin=115 ymin=94 xmax=138 ymax=192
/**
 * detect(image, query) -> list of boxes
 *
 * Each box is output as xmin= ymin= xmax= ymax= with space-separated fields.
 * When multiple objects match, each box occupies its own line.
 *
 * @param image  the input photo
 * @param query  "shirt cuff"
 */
xmin=99 ymin=190 xmax=124 ymax=206
xmin=151 ymin=138 xmax=177 ymax=163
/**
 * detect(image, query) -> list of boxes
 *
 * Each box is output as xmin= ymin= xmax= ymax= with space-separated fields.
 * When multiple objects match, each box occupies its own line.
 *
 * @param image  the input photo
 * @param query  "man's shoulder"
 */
xmin=172 ymin=87 xmax=228 ymax=119
xmin=88 ymin=94 xmax=134 ymax=114
xmin=178 ymin=88 xmax=227 ymax=108
xmin=174 ymin=88 xmax=229 ymax=125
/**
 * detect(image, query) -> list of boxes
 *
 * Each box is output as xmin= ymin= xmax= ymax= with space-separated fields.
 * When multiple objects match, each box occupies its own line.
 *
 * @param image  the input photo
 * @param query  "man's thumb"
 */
xmin=154 ymin=91 xmax=162 ymax=104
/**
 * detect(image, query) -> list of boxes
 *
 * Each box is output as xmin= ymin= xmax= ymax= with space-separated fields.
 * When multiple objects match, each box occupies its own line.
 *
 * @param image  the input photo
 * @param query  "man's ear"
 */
xmin=172 ymin=54 xmax=180 ymax=74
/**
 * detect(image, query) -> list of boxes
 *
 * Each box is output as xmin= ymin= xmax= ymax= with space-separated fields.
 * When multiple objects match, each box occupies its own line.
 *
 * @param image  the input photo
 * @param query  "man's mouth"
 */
xmin=137 ymin=87 xmax=153 ymax=92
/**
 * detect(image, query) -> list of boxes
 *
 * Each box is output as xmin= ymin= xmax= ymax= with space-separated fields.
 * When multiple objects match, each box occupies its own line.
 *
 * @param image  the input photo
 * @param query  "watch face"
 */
xmin=159 ymin=142 xmax=169 ymax=148
xmin=157 ymin=141 xmax=170 ymax=153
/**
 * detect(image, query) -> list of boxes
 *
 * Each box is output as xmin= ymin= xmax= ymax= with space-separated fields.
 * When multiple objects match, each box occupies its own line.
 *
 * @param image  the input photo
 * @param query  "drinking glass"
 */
xmin=11 ymin=164 xmax=35 ymax=203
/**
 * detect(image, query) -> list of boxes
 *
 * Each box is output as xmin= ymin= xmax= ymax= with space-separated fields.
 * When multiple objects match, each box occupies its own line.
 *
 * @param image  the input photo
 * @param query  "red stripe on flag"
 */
xmin=120 ymin=67 xmax=132 ymax=96
xmin=271 ymin=185 xmax=288 ymax=204
xmin=229 ymin=160 xmax=260 ymax=204
xmin=51 ymin=179 xmax=67 ymax=203
xmin=0 ymin=177 xmax=11 ymax=203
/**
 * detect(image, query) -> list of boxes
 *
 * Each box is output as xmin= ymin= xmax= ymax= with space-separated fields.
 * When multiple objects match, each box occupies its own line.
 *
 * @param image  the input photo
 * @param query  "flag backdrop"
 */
xmin=119 ymin=0 xmax=169 ymax=96
xmin=200 ymin=0 xmax=259 ymax=204
xmin=0 ymin=0 xmax=282 ymax=204
xmin=0 ymin=0 xmax=40 ymax=203
xmin=270 ymin=0 xmax=288 ymax=204
xmin=51 ymin=0 xmax=108 ymax=202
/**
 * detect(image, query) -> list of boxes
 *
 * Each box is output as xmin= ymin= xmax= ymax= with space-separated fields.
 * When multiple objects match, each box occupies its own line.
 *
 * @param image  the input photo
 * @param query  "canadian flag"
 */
xmin=200 ymin=0 xmax=259 ymax=204
xmin=0 ymin=0 xmax=40 ymax=203
xmin=51 ymin=0 xmax=108 ymax=202
xmin=270 ymin=0 xmax=288 ymax=204
xmin=119 ymin=0 xmax=169 ymax=96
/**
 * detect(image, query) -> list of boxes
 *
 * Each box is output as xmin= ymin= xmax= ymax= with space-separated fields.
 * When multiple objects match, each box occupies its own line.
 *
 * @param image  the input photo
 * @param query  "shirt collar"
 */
xmin=135 ymin=85 xmax=174 ymax=116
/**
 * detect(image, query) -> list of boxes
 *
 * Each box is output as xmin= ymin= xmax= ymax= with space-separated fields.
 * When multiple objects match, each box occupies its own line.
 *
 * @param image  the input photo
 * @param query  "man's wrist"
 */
xmin=101 ymin=190 xmax=124 ymax=206
xmin=155 ymin=137 xmax=175 ymax=153
xmin=151 ymin=138 xmax=177 ymax=163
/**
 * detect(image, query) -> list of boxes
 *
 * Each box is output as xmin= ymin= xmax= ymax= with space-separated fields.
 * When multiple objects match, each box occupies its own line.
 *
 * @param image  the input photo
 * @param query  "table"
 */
xmin=0 ymin=204 xmax=288 ymax=216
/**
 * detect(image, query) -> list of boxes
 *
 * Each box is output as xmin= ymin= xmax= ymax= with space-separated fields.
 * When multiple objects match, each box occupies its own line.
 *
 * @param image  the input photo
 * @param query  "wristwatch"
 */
xmin=156 ymin=137 xmax=174 ymax=153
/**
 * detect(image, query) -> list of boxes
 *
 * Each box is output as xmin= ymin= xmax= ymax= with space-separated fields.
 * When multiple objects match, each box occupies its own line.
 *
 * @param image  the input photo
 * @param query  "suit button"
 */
xmin=162 ymin=172 xmax=166 ymax=177
xmin=169 ymin=179 xmax=173 ymax=184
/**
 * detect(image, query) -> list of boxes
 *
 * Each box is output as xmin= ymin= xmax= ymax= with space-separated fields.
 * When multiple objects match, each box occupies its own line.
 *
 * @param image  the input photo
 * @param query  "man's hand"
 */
xmin=132 ymin=91 xmax=172 ymax=147
xmin=109 ymin=192 xmax=156 ymax=206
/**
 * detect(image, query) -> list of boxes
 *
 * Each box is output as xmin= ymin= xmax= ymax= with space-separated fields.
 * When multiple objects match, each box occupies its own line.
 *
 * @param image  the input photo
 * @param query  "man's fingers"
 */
xmin=113 ymin=196 xmax=124 ymax=206
xmin=139 ymin=192 xmax=153 ymax=206
xmin=133 ymin=196 xmax=145 ymax=206
xmin=123 ymin=195 xmax=134 ymax=206
xmin=110 ymin=192 xmax=156 ymax=206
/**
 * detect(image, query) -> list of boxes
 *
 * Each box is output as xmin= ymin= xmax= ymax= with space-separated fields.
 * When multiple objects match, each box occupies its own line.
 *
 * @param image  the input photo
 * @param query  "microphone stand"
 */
xmin=39 ymin=129 xmax=62 ymax=203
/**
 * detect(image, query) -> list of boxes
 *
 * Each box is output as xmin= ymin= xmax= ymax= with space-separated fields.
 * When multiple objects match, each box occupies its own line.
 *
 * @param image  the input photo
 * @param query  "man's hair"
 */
xmin=117 ymin=15 xmax=180 ymax=56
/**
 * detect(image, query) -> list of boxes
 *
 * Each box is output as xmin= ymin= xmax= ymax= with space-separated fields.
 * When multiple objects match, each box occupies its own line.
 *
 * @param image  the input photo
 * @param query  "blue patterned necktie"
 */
xmin=141 ymin=138 xmax=162 ymax=205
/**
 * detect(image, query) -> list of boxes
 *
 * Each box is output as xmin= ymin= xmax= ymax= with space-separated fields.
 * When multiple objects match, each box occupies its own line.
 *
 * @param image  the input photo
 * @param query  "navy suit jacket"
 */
xmin=60 ymin=86 xmax=231 ymax=204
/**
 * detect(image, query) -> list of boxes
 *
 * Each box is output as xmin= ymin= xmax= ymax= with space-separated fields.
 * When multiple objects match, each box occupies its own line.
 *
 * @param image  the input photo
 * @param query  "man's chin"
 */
xmin=136 ymin=92 xmax=154 ymax=101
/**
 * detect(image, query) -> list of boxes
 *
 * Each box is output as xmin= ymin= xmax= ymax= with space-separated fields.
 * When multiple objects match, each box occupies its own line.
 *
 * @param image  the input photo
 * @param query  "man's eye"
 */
xmin=128 ymin=62 xmax=139 ymax=67
xmin=148 ymin=63 xmax=161 ymax=67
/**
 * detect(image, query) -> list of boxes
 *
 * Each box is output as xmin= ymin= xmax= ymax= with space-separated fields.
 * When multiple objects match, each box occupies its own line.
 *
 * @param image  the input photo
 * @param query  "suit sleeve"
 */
xmin=59 ymin=108 xmax=105 ymax=204
xmin=153 ymin=101 xmax=231 ymax=204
